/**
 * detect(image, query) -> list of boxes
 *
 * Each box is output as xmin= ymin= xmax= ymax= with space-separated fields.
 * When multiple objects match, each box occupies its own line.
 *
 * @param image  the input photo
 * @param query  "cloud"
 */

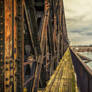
xmin=64 ymin=0 xmax=92 ymax=45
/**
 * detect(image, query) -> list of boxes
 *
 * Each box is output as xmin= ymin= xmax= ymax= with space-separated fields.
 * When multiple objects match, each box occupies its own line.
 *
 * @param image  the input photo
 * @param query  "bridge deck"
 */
xmin=38 ymin=48 xmax=79 ymax=92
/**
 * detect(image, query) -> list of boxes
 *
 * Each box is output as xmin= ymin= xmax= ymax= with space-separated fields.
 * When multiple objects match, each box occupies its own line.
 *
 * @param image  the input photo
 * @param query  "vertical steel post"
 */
xmin=5 ymin=0 xmax=13 ymax=91
xmin=0 ymin=0 xmax=5 ymax=91
xmin=14 ymin=0 xmax=17 ymax=92
xmin=16 ymin=0 xmax=24 ymax=92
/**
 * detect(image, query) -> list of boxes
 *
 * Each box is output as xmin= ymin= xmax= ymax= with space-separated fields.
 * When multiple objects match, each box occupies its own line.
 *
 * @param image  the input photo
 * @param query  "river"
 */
xmin=78 ymin=52 xmax=92 ymax=70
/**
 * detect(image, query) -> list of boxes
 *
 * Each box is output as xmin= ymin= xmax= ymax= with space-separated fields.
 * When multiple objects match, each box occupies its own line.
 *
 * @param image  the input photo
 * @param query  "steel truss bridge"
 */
xmin=0 ymin=0 xmax=92 ymax=92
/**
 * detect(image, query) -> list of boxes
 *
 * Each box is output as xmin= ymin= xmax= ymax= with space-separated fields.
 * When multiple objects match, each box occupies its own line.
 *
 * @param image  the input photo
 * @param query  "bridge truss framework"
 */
xmin=0 ymin=0 xmax=68 ymax=92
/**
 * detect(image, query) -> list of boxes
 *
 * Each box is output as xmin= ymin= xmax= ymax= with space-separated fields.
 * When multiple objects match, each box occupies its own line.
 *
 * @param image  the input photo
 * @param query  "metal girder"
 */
xmin=0 ymin=0 xmax=5 ymax=91
xmin=0 ymin=0 xmax=69 ymax=92
xmin=5 ymin=0 xmax=13 ymax=91
xmin=0 ymin=0 xmax=16 ymax=92
xmin=32 ymin=0 xmax=50 ymax=91
xmin=15 ymin=0 xmax=24 ymax=92
xmin=24 ymin=1 xmax=41 ymax=57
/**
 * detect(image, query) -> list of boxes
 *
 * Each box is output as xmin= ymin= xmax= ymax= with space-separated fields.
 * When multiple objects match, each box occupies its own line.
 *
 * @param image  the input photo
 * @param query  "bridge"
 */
xmin=0 ymin=0 xmax=92 ymax=92
xmin=71 ymin=46 xmax=92 ymax=52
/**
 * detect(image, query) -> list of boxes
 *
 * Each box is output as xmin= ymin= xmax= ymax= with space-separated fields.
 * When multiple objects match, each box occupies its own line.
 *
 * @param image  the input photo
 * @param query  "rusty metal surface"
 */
xmin=24 ymin=0 xmax=41 ymax=56
xmin=0 ymin=0 xmax=69 ymax=92
xmin=32 ymin=0 xmax=50 ymax=91
xmin=15 ymin=0 xmax=24 ymax=91
xmin=5 ymin=0 xmax=13 ymax=91
xmin=0 ymin=0 xmax=5 ymax=91
xmin=1 ymin=0 xmax=92 ymax=92
xmin=0 ymin=0 xmax=17 ymax=92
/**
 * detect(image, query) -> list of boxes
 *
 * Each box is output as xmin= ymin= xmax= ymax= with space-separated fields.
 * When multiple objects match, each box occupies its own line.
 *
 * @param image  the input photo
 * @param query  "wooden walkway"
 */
xmin=38 ymin=48 xmax=79 ymax=92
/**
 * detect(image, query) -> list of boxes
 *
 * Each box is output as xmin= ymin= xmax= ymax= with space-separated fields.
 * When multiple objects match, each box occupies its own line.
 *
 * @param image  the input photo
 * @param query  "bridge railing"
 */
xmin=70 ymin=49 xmax=92 ymax=92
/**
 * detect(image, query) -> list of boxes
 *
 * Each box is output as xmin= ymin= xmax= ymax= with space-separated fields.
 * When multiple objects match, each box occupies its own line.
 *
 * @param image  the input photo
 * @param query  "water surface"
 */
xmin=79 ymin=52 xmax=92 ymax=70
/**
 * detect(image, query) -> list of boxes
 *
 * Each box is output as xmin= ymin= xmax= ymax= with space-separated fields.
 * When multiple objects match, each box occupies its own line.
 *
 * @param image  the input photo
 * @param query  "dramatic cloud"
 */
xmin=64 ymin=0 xmax=92 ymax=46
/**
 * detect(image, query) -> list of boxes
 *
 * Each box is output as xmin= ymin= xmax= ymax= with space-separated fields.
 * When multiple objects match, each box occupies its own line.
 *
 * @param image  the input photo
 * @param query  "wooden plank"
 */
xmin=44 ymin=48 xmax=79 ymax=92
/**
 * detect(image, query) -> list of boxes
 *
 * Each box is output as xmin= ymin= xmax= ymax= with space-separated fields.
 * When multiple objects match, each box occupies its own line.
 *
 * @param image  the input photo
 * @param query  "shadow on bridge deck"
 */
xmin=38 ymin=48 xmax=79 ymax=92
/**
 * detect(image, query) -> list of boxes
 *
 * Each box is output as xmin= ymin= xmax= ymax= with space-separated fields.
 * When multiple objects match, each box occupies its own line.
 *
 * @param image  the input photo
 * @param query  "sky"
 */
xmin=64 ymin=0 xmax=92 ymax=46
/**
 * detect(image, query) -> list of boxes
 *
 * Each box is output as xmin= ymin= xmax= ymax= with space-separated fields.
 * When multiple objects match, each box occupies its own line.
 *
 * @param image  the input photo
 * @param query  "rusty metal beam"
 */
xmin=0 ymin=0 xmax=5 ymax=91
xmin=16 ymin=0 xmax=24 ymax=91
xmin=24 ymin=2 xmax=41 ymax=57
xmin=24 ymin=60 xmax=35 ymax=66
xmin=24 ymin=0 xmax=41 ymax=57
xmin=0 ymin=0 xmax=17 ymax=92
xmin=0 ymin=0 xmax=69 ymax=92
xmin=32 ymin=0 xmax=50 ymax=91
xmin=4 ymin=0 xmax=15 ymax=91
xmin=24 ymin=75 xmax=35 ymax=86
